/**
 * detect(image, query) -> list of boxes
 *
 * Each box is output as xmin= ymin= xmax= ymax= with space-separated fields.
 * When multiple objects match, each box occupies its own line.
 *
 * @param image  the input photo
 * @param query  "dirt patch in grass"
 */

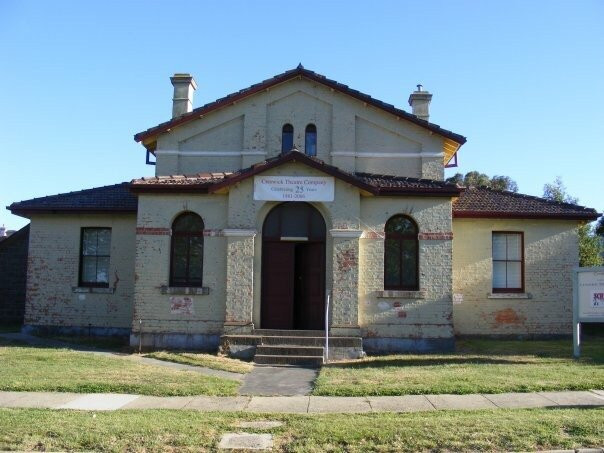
xmin=314 ymin=338 xmax=604 ymax=396
xmin=145 ymin=351 xmax=253 ymax=374
xmin=0 ymin=408 xmax=602 ymax=452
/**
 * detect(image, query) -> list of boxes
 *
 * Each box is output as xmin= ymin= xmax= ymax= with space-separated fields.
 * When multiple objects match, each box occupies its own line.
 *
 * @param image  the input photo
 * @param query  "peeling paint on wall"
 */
xmin=493 ymin=308 xmax=525 ymax=326
xmin=170 ymin=296 xmax=194 ymax=315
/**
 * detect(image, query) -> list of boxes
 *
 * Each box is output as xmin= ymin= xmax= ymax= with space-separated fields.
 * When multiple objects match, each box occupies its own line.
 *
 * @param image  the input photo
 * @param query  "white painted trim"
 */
xmin=155 ymin=150 xmax=266 ymax=157
xmin=329 ymin=229 xmax=363 ymax=238
xmin=331 ymin=151 xmax=443 ymax=158
xmin=222 ymin=229 xmax=257 ymax=237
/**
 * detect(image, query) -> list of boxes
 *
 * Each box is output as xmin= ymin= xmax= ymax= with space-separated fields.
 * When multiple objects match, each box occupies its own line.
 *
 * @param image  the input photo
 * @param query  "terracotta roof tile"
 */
xmin=132 ymin=172 xmax=232 ymax=186
xmin=8 ymin=183 xmax=137 ymax=216
xmin=354 ymin=173 xmax=458 ymax=191
xmin=129 ymin=151 xmax=461 ymax=196
xmin=453 ymin=186 xmax=599 ymax=220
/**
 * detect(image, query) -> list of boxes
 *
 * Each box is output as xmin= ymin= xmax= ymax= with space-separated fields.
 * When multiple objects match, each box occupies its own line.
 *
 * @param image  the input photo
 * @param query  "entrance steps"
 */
xmin=220 ymin=329 xmax=363 ymax=366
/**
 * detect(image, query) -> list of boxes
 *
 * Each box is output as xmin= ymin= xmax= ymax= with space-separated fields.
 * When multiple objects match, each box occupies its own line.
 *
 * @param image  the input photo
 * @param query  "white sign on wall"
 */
xmin=253 ymin=176 xmax=334 ymax=202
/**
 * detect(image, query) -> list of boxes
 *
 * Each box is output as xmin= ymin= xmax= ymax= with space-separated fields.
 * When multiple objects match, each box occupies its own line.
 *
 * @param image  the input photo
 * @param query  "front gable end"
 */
xmin=138 ymin=67 xmax=466 ymax=180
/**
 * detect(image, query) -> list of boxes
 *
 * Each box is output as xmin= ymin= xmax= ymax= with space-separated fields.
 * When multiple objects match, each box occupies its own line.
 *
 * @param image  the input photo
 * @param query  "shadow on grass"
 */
xmin=0 ymin=335 xmax=132 ymax=355
xmin=325 ymin=356 xmax=538 ymax=369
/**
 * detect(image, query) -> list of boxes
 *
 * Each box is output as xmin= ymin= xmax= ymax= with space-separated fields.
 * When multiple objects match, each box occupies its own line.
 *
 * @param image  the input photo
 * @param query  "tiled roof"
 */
xmin=8 ymin=170 xmax=599 ymax=221
xmin=130 ymin=151 xmax=461 ymax=196
xmin=133 ymin=172 xmax=233 ymax=187
xmin=8 ymin=183 xmax=137 ymax=216
xmin=453 ymin=186 xmax=599 ymax=220
xmin=134 ymin=65 xmax=467 ymax=148
xmin=354 ymin=173 xmax=458 ymax=192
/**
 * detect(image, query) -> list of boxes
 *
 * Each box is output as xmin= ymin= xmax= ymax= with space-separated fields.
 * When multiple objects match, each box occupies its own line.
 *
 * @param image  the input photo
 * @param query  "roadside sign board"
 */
xmin=572 ymin=266 xmax=604 ymax=357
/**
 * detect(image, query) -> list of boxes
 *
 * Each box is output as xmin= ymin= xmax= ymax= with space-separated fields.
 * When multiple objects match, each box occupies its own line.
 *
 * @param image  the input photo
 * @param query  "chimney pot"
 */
xmin=170 ymin=73 xmax=197 ymax=118
xmin=408 ymin=84 xmax=432 ymax=121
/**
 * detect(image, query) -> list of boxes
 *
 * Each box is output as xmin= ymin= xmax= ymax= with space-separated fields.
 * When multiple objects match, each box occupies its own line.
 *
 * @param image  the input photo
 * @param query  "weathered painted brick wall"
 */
xmin=155 ymin=78 xmax=446 ymax=180
xmin=224 ymin=234 xmax=255 ymax=332
xmin=359 ymin=197 xmax=454 ymax=343
xmin=0 ymin=225 xmax=29 ymax=324
xmin=133 ymin=194 xmax=228 ymax=336
xmin=331 ymin=235 xmax=361 ymax=330
xmin=24 ymin=214 xmax=136 ymax=329
xmin=452 ymin=218 xmax=579 ymax=335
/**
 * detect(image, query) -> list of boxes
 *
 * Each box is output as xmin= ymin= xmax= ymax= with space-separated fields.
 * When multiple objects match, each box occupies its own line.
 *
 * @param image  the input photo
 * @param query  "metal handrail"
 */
xmin=324 ymin=290 xmax=330 ymax=364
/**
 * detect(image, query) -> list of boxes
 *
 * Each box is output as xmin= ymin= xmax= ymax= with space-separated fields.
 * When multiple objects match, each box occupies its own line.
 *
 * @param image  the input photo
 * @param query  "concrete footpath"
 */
xmin=0 ymin=390 xmax=602 ymax=413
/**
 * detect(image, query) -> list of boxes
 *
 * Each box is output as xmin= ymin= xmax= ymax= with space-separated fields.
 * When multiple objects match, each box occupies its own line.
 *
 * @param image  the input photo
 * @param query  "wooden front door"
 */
xmin=294 ymin=243 xmax=325 ymax=330
xmin=261 ymin=241 xmax=295 ymax=329
xmin=261 ymin=202 xmax=326 ymax=330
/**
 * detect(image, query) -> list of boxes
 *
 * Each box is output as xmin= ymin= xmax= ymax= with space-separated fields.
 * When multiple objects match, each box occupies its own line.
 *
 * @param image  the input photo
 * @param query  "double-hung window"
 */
xmin=492 ymin=232 xmax=524 ymax=292
xmin=384 ymin=215 xmax=419 ymax=290
xmin=170 ymin=212 xmax=204 ymax=287
xmin=79 ymin=228 xmax=111 ymax=287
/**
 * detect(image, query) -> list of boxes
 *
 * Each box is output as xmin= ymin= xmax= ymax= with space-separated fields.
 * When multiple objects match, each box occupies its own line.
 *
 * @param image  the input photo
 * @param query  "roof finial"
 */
xmin=416 ymin=84 xmax=423 ymax=92
xmin=297 ymin=62 xmax=304 ymax=70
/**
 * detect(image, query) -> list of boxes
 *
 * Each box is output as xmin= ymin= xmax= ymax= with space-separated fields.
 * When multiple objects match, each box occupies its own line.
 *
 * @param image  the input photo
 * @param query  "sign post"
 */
xmin=572 ymin=266 xmax=604 ymax=358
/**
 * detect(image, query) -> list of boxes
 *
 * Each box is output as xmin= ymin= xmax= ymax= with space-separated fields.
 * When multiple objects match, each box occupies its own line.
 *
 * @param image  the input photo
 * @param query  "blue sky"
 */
xmin=1 ymin=0 xmax=602 ymax=229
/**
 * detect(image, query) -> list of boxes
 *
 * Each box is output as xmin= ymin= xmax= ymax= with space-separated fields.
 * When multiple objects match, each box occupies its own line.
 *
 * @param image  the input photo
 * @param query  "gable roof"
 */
xmin=133 ymin=65 xmax=467 ymax=157
xmin=130 ymin=150 xmax=462 ymax=196
xmin=453 ymin=186 xmax=599 ymax=220
xmin=8 ymin=183 xmax=137 ymax=217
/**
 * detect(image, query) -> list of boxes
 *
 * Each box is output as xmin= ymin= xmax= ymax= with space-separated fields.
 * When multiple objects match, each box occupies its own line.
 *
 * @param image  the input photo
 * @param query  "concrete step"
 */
xmin=254 ymin=354 xmax=323 ymax=367
xmin=253 ymin=329 xmax=325 ymax=337
xmin=256 ymin=345 xmax=324 ymax=356
xmin=220 ymin=335 xmax=262 ymax=346
xmin=259 ymin=335 xmax=361 ymax=347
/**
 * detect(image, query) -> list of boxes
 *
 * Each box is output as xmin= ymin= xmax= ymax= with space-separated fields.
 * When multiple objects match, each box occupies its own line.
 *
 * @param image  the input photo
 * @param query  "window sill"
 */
xmin=160 ymin=286 xmax=210 ymax=295
xmin=72 ymin=286 xmax=114 ymax=294
xmin=488 ymin=292 xmax=531 ymax=299
xmin=378 ymin=290 xmax=426 ymax=299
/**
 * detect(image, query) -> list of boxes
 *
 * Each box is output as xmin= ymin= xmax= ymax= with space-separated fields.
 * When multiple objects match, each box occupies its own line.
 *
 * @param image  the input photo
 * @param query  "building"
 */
xmin=8 ymin=66 xmax=598 ymax=362
xmin=0 ymin=225 xmax=29 ymax=325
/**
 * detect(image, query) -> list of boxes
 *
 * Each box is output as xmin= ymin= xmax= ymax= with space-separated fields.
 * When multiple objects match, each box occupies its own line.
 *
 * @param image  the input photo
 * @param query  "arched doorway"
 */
xmin=261 ymin=202 xmax=326 ymax=330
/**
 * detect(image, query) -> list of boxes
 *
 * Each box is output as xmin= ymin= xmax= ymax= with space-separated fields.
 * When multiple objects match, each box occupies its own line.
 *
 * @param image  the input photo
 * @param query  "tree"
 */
xmin=491 ymin=175 xmax=518 ymax=192
xmin=595 ymin=216 xmax=604 ymax=237
xmin=542 ymin=177 xmax=602 ymax=267
xmin=542 ymin=176 xmax=579 ymax=204
xmin=578 ymin=223 xmax=603 ymax=267
xmin=445 ymin=171 xmax=519 ymax=192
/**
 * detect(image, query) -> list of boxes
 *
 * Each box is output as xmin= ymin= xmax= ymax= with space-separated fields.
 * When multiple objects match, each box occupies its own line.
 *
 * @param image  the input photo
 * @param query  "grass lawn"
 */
xmin=0 ymin=338 xmax=239 ymax=396
xmin=314 ymin=338 xmax=604 ymax=396
xmin=145 ymin=350 xmax=253 ymax=374
xmin=0 ymin=407 xmax=602 ymax=451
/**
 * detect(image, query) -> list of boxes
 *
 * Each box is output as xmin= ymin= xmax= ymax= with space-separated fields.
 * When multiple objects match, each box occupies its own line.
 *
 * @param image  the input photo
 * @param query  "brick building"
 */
xmin=0 ymin=225 xmax=29 ymax=325
xmin=7 ymin=67 xmax=598 ymax=362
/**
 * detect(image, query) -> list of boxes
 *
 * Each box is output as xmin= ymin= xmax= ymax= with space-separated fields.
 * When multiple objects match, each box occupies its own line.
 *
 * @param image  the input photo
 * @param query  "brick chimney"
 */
xmin=170 ymin=73 xmax=197 ymax=118
xmin=408 ymin=84 xmax=432 ymax=121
